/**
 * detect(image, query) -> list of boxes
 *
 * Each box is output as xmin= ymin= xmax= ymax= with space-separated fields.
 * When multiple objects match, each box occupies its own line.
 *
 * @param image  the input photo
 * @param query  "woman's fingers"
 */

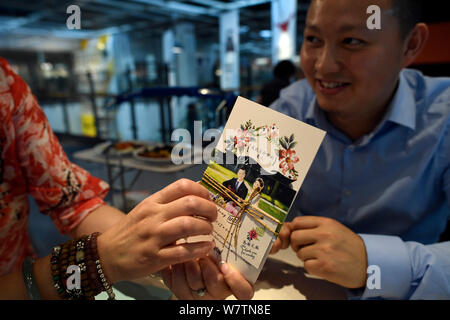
xmin=199 ymin=257 xmax=231 ymax=300
xmin=158 ymin=216 xmax=213 ymax=246
xmin=184 ymin=259 xmax=205 ymax=291
xmin=162 ymin=195 xmax=218 ymax=222
xmin=169 ymin=263 xmax=195 ymax=299
xmin=219 ymin=262 xmax=254 ymax=300
xmin=152 ymin=179 xmax=212 ymax=204
xmin=159 ymin=241 xmax=214 ymax=266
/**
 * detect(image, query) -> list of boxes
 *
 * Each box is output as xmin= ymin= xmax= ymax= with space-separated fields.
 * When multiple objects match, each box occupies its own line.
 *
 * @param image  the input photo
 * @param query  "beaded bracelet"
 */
xmin=85 ymin=233 xmax=104 ymax=297
xmin=50 ymin=233 xmax=115 ymax=300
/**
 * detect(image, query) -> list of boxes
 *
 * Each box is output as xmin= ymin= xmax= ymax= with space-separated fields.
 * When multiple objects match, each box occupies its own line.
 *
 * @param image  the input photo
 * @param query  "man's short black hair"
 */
xmin=390 ymin=0 xmax=423 ymax=38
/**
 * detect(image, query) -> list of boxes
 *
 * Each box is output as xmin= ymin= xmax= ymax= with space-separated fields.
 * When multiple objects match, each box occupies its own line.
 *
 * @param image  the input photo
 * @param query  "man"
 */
xmin=223 ymin=168 xmax=249 ymax=201
xmin=258 ymin=60 xmax=299 ymax=107
xmin=270 ymin=0 xmax=450 ymax=299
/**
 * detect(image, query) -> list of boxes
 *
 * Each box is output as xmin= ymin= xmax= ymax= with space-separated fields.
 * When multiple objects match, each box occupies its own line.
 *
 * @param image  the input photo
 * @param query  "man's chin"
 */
xmin=316 ymin=100 xmax=346 ymax=114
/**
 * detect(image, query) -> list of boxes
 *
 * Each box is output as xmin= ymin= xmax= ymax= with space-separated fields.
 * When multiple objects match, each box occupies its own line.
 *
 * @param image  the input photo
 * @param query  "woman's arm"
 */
xmin=0 ymin=256 xmax=61 ymax=300
xmin=68 ymin=204 xmax=126 ymax=239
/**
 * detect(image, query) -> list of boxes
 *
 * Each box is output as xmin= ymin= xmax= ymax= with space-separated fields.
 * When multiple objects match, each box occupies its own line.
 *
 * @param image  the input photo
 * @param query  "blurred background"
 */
xmin=0 ymin=0 xmax=448 ymax=143
xmin=0 ymin=0 xmax=449 ymax=298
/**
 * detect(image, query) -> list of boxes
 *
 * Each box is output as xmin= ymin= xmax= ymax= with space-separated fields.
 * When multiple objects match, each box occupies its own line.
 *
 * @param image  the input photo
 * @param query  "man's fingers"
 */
xmin=290 ymin=229 xmax=318 ymax=252
xmin=160 ymin=241 xmax=214 ymax=266
xmin=163 ymin=195 xmax=218 ymax=222
xmin=296 ymin=244 xmax=317 ymax=261
xmin=159 ymin=216 xmax=213 ymax=246
xmin=220 ymin=262 xmax=254 ymax=300
xmin=270 ymin=238 xmax=282 ymax=254
xmin=303 ymin=259 xmax=323 ymax=278
xmin=270 ymin=222 xmax=292 ymax=254
xmin=199 ymin=257 xmax=230 ymax=300
xmin=291 ymin=216 xmax=322 ymax=230
xmin=152 ymin=179 xmax=212 ymax=204
xmin=279 ymin=222 xmax=292 ymax=249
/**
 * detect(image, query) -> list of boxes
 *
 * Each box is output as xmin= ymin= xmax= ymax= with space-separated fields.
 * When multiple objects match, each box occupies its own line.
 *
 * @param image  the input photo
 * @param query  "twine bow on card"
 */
xmin=202 ymin=172 xmax=281 ymax=254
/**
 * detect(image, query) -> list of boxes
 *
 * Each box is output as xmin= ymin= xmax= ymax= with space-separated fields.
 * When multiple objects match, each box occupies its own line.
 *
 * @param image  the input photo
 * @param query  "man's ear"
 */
xmin=402 ymin=23 xmax=429 ymax=68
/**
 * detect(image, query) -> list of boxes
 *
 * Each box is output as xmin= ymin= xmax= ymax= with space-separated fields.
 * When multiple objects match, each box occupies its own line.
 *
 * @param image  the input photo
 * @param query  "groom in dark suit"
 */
xmin=223 ymin=168 xmax=248 ymax=201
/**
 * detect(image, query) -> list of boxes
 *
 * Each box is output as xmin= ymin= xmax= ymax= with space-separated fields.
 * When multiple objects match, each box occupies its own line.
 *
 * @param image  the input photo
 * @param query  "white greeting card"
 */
xmin=200 ymin=96 xmax=326 ymax=283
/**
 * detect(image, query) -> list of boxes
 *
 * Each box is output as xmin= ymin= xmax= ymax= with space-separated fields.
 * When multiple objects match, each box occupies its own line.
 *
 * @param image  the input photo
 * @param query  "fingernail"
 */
xmin=219 ymin=261 xmax=230 ymax=275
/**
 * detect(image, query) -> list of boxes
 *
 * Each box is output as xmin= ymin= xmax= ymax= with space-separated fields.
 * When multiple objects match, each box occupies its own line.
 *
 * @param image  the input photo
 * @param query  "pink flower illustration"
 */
xmin=247 ymin=229 xmax=258 ymax=241
xmin=279 ymin=149 xmax=299 ymax=174
xmin=235 ymin=129 xmax=251 ymax=151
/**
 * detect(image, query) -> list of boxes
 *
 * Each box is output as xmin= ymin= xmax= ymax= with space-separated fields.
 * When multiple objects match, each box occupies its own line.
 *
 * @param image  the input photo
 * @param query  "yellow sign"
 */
xmin=81 ymin=113 xmax=97 ymax=137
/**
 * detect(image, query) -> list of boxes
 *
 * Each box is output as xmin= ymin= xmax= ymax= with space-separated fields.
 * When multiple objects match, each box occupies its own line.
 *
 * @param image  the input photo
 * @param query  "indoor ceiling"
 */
xmin=0 ymin=0 xmax=310 ymax=53
xmin=1 ymin=1 xmax=444 ymax=53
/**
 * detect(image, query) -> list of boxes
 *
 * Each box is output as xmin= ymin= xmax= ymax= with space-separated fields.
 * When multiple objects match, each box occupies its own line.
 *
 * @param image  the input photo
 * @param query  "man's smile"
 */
xmin=316 ymin=79 xmax=351 ymax=95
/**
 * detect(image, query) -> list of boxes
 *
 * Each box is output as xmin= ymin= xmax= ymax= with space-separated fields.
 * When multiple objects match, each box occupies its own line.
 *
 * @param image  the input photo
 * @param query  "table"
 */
xmin=247 ymin=248 xmax=348 ymax=300
xmin=73 ymin=142 xmax=202 ymax=210
xmin=102 ymin=248 xmax=348 ymax=300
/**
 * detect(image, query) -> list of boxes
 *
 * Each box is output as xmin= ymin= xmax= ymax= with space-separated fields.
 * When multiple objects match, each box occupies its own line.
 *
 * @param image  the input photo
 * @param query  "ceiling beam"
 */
xmin=130 ymin=0 xmax=219 ymax=17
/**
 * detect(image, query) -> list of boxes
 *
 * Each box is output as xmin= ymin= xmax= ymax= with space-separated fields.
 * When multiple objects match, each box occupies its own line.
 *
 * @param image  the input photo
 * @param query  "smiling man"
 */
xmin=270 ymin=0 xmax=450 ymax=299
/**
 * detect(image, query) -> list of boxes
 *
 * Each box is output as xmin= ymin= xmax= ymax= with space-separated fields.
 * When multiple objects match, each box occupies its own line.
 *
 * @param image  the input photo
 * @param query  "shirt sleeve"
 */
xmin=7 ymin=62 xmax=110 ymax=234
xmin=440 ymin=119 xmax=450 ymax=208
xmin=355 ymin=234 xmax=450 ymax=299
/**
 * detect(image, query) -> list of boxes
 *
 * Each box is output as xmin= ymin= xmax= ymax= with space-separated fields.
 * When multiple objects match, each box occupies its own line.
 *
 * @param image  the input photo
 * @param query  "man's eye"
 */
xmin=306 ymin=36 xmax=320 ymax=44
xmin=343 ymin=38 xmax=365 ymax=46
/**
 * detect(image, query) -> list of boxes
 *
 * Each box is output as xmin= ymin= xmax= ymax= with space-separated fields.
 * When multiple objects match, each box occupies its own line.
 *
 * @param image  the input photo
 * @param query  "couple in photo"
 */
xmin=223 ymin=167 xmax=264 ymax=217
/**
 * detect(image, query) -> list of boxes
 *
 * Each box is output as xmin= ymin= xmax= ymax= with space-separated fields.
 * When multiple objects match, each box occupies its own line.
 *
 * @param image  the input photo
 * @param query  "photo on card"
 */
xmin=200 ymin=96 xmax=326 ymax=283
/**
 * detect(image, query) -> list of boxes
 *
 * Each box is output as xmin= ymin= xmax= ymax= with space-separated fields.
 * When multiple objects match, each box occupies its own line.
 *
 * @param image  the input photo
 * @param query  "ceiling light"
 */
xmin=259 ymin=30 xmax=272 ymax=39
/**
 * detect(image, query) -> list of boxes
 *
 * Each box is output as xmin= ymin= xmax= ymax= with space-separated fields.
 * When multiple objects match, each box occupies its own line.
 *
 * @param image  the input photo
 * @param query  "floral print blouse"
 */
xmin=0 ymin=57 xmax=109 ymax=276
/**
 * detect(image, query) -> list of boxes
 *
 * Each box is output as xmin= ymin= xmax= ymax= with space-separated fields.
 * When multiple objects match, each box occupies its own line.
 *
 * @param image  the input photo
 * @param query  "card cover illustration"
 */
xmin=200 ymin=96 xmax=326 ymax=283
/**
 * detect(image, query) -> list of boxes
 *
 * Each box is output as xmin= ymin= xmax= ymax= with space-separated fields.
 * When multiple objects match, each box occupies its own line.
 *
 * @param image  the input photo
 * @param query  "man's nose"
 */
xmin=315 ymin=45 xmax=341 ymax=75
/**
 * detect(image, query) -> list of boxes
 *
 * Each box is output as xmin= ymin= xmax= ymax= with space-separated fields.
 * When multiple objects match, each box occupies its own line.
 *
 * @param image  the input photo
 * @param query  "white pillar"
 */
xmin=271 ymin=0 xmax=297 ymax=63
xmin=219 ymin=10 xmax=240 ymax=91
xmin=175 ymin=22 xmax=198 ymax=87
xmin=162 ymin=29 xmax=176 ymax=87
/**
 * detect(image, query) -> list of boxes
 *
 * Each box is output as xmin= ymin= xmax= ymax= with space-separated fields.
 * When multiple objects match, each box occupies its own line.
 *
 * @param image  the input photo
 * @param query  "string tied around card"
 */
xmin=201 ymin=172 xmax=281 ymax=255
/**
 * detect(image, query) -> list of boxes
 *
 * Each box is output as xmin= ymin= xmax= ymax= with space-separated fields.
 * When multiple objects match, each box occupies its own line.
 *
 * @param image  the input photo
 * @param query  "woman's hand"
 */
xmin=161 ymin=256 xmax=254 ymax=300
xmin=97 ymin=179 xmax=218 ymax=284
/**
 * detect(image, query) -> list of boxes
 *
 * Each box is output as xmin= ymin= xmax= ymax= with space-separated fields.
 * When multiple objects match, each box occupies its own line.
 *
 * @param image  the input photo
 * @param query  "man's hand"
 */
xmin=290 ymin=216 xmax=368 ymax=289
xmin=162 ymin=256 xmax=254 ymax=300
xmin=270 ymin=222 xmax=292 ymax=254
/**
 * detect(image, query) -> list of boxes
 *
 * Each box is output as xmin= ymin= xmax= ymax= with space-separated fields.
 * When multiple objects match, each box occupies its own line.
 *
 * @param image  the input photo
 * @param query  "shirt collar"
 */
xmin=382 ymin=71 xmax=416 ymax=131
xmin=305 ymin=70 xmax=416 ymax=131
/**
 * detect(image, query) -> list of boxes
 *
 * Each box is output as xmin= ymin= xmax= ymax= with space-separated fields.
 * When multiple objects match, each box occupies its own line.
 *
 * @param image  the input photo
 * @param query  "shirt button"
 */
xmin=345 ymin=189 xmax=352 ymax=196
xmin=348 ymin=146 xmax=355 ymax=152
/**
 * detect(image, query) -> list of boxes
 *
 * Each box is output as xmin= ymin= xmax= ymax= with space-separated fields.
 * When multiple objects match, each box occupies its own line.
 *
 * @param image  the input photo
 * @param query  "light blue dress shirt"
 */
xmin=271 ymin=68 xmax=450 ymax=299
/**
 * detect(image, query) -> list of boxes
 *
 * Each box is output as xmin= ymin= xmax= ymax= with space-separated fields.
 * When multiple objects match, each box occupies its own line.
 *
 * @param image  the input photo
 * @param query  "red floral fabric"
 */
xmin=0 ymin=58 xmax=109 ymax=276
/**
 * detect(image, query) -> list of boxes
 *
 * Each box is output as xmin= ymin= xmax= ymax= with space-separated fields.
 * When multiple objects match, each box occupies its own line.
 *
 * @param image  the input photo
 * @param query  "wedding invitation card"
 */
xmin=200 ymin=96 xmax=326 ymax=283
